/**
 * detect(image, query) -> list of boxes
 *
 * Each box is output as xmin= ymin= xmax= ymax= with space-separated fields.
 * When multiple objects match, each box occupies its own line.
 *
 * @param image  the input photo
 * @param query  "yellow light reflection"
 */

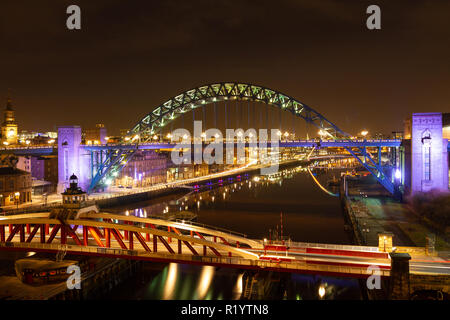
xmin=234 ymin=273 xmax=243 ymax=299
xmin=197 ymin=266 xmax=214 ymax=299
xmin=163 ymin=263 xmax=178 ymax=300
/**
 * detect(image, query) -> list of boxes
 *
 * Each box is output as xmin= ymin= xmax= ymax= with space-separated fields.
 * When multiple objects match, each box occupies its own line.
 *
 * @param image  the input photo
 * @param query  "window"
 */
xmin=422 ymin=130 xmax=432 ymax=181
xmin=423 ymin=146 xmax=431 ymax=181
xmin=64 ymin=149 xmax=69 ymax=180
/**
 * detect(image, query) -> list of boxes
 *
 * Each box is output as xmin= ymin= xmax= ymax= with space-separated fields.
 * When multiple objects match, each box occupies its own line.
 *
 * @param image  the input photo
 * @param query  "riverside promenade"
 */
xmin=340 ymin=175 xmax=450 ymax=259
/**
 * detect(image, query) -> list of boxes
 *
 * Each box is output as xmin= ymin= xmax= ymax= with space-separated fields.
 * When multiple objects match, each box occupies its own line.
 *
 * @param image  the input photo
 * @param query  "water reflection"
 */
xmin=105 ymin=161 xmax=363 ymax=300
xmin=163 ymin=263 xmax=178 ymax=300
xmin=197 ymin=266 xmax=214 ymax=299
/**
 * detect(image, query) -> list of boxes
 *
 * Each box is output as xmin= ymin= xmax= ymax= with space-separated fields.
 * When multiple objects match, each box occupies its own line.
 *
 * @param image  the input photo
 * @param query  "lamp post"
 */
xmin=362 ymin=223 xmax=370 ymax=244
xmin=14 ymin=192 xmax=20 ymax=209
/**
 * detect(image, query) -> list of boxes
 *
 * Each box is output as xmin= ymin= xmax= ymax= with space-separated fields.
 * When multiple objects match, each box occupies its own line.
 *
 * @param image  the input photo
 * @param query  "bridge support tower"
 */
xmin=409 ymin=113 xmax=448 ymax=194
xmin=57 ymin=126 xmax=91 ymax=193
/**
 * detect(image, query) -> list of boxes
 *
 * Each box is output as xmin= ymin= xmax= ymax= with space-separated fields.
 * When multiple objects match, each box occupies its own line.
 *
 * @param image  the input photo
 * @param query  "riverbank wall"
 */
xmin=51 ymin=259 xmax=143 ymax=300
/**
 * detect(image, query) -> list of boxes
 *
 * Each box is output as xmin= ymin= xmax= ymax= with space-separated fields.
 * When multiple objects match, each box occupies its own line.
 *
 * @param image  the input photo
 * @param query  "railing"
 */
xmin=0 ymin=145 xmax=55 ymax=150
xmin=81 ymin=139 xmax=401 ymax=148
xmin=172 ymin=219 xmax=247 ymax=238
xmin=285 ymin=240 xmax=381 ymax=252
xmin=1 ymin=202 xmax=61 ymax=216
xmin=0 ymin=241 xmax=390 ymax=278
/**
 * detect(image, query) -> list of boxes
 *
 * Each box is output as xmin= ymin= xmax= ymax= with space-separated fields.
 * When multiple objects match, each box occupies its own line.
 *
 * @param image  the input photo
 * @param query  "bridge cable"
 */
xmin=214 ymin=102 xmax=217 ymax=128
xmin=202 ymin=104 xmax=206 ymax=128
xmin=292 ymin=112 xmax=295 ymax=139
xmin=279 ymin=108 xmax=282 ymax=134
xmin=248 ymin=101 xmax=250 ymax=129
xmin=182 ymin=112 xmax=184 ymax=131
xmin=225 ymin=102 xmax=227 ymax=130
xmin=235 ymin=100 xmax=238 ymax=129
xmin=259 ymin=104 xmax=263 ymax=131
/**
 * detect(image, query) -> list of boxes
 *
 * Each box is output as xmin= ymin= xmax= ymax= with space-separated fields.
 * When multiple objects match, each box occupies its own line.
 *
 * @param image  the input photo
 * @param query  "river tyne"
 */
xmin=104 ymin=163 xmax=364 ymax=300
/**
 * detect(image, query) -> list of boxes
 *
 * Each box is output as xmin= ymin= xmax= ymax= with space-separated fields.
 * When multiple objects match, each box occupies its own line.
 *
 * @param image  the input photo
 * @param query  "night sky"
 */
xmin=1 ymin=0 xmax=449 ymax=136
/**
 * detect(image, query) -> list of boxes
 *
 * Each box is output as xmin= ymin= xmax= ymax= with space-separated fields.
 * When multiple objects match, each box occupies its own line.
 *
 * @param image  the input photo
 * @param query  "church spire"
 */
xmin=6 ymin=89 xmax=13 ymax=111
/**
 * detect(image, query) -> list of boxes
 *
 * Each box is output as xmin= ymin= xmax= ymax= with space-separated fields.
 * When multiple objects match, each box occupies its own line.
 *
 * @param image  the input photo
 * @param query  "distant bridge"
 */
xmin=0 ymin=139 xmax=401 ymax=155
xmin=80 ymin=139 xmax=402 ymax=151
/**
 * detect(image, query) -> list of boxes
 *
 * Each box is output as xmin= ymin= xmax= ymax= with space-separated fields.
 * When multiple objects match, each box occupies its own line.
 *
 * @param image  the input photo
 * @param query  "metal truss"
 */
xmin=92 ymin=82 xmax=395 ymax=194
xmin=127 ymin=82 xmax=349 ymax=140
xmin=88 ymin=148 xmax=137 ymax=193
xmin=0 ymin=213 xmax=260 ymax=261
xmin=343 ymin=146 xmax=395 ymax=194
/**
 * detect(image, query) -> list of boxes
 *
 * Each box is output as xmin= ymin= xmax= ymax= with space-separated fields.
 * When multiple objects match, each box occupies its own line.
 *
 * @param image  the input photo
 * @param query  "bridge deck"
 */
xmin=1 ymin=213 xmax=448 ymax=277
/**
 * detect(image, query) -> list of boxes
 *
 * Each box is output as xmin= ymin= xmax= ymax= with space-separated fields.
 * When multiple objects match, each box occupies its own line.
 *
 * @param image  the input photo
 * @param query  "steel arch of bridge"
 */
xmin=128 ymin=82 xmax=348 ymax=140
xmin=89 ymin=82 xmax=396 ymax=194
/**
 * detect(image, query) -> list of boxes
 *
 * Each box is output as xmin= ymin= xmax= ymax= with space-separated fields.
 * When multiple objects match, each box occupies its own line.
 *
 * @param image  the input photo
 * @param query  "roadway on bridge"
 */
xmin=1 ymin=213 xmax=449 ymax=277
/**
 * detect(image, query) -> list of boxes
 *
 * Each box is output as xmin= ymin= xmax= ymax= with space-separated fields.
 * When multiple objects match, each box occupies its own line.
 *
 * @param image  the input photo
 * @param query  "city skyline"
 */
xmin=1 ymin=1 xmax=450 ymax=135
xmin=0 ymin=1 xmax=448 ymax=303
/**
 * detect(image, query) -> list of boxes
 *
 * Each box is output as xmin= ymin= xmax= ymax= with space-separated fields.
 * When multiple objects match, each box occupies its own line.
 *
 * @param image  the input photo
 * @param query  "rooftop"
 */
xmin=0 ymin=167 xmax=29 ymax=176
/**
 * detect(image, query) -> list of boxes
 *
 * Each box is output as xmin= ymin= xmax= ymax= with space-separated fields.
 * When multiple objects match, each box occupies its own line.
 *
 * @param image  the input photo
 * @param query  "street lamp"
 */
xmin=361 ymin=130 xmax=368 ymax=138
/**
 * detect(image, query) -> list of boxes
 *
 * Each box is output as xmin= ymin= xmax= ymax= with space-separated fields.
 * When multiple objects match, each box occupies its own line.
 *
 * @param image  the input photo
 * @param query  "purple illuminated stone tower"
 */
xmin=57 ymin=126 xmax=91 ymax=193
xmin=411 ymin=113 xmax=449 ymax=194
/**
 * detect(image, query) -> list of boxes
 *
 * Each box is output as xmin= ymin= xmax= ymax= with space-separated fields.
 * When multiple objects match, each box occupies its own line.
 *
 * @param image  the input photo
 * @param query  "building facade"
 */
xmin=115 ymin=150 xmax=168 ymax=187
xmin=0 ymin=167 xmax=32 ymax=206
xmin=16 ymin=156 xmax=31 ymax=173
xmin=83 ymin=124 xmax=107 ymax=145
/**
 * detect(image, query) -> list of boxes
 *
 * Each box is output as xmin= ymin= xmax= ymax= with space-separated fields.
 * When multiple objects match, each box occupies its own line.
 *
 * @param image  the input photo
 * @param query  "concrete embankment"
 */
xmin=95 ymin=187 xmax=186 ymax=209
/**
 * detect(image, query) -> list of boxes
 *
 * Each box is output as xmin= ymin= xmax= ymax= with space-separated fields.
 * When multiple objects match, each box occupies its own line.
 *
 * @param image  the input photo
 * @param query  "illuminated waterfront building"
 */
xmin=83 ymin=123 xmax=107 ymax=145
xmin=115 ymin=150 xmax=168 ymax=187
xmin=0 ymin=167 xmax=32 ymax=206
